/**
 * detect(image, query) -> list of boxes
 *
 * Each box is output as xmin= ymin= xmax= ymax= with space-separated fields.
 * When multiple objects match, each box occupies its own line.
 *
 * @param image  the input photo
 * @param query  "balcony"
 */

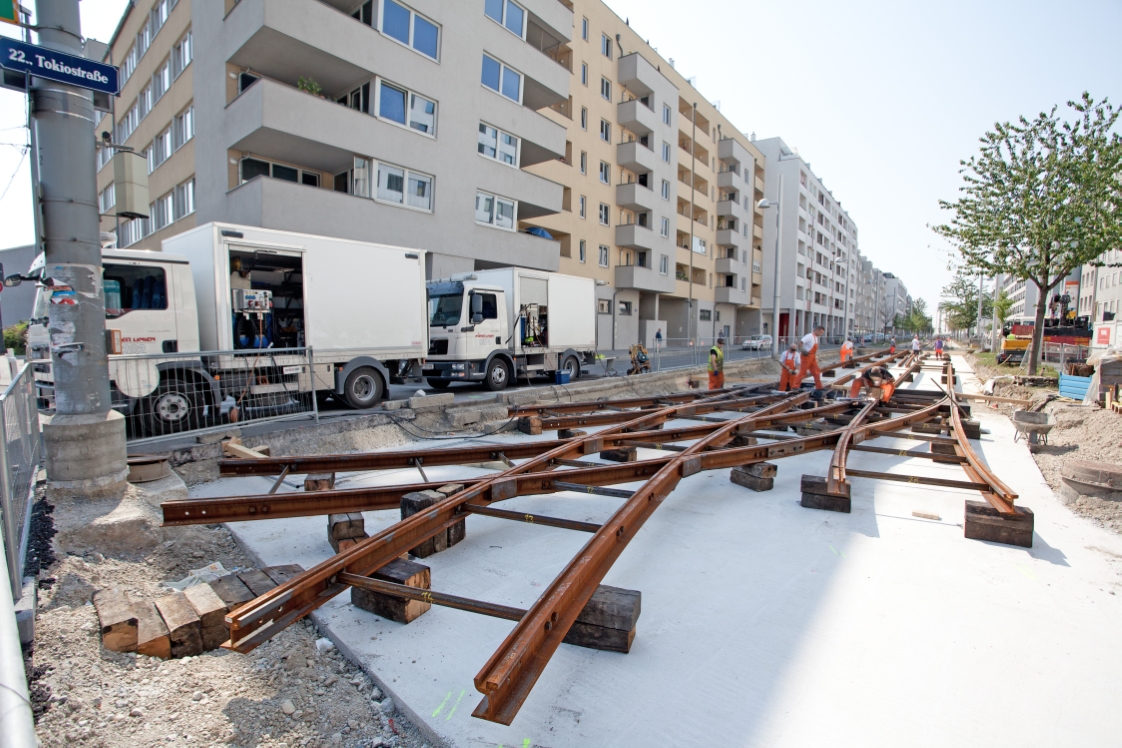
xmin=754 ymin=224 xmax=764 ymax=239
xmin=225 ymin=176 xmax=561 ymax=271
xmin=615 ymin=263 xmax=676 ymax=293
xmin=715 ymin=285 xmax=752 ymax=305
xmin=616 ymin=182 xmax=658 ymax=212
xmin=715 ymin=257 xmax=740 ymax=275
xmin=618 ymin=99 xmax=658 ymax=136
xmin=717 ymin=199 xmax=748 ymax=222
xmin=716 ymin=228 xmax=743 ymax=248
xmin=618 ymin=52 xmax=664 ymax=98
xmin=618 ymin=141 xmax=659 ymax=172
xmin=616 ymin=223 xmax=656 ymax=251
xmin=755 ymin=176 xmax=765 ymax=193
xmin=717 ymin=137 xmax=752 ymax=168
xmin=717 ymin=170 xmax=742 ymax=191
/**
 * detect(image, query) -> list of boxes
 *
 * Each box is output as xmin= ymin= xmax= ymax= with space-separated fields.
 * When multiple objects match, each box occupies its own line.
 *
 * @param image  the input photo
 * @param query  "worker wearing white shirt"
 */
xmin=911 ymin=335 xmax=921 ymax=353
xmin=796 ymin=325 xmax=825 ymax=388
xmin=779 ymin=345 xmax=801 ymax=391
xmin=840 ymin=338 xmax=855 ymax=363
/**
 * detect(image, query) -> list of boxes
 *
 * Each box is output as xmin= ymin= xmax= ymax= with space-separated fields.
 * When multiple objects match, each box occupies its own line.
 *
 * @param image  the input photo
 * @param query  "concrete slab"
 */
xmin=193 ymin=375 xmax=1122 ymax=747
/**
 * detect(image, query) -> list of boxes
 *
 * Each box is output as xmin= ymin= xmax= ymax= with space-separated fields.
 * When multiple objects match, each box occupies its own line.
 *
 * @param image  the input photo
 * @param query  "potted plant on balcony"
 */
xmin=297 ymin=76 xmax=324 ymax=98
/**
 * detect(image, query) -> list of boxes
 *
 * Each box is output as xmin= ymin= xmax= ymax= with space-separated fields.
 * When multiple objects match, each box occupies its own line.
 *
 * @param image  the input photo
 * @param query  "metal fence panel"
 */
xmin=0 ymin=365 xmax=41 ymax=601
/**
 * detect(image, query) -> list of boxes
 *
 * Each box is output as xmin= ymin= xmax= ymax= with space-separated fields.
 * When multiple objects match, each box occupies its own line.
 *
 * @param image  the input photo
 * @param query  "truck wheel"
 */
xmin=484 ymin=359 xmax=510 ymax=391
xmin=343 ymin=367 xmax=383 ymax=409
xmin=561 ymin=356 xmax=580 ymax=381
xmin=145 ymin=380 xmax=199 ymax=435
xmin=427 ymin=378 xmax=451 ymax=389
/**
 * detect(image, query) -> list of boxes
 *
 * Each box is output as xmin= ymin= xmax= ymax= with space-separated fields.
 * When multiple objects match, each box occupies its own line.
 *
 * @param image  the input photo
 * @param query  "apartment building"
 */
xmin=96 ymin=0 xmax=572 ymax=280
xmin=1078 ymin=250 xmax=1122 ymax=323
xmin=852 ymin=254 xmax=886 ymax=338
xmin=522 ymin=0 xmax=766 ymax=348
xmin=883 ymin=273 xmax=908 ymax=329
xmin=1001 ymin=275 xmax=1040 ymax=320
xmin=754 ymin=137 xmax=859 ymax=342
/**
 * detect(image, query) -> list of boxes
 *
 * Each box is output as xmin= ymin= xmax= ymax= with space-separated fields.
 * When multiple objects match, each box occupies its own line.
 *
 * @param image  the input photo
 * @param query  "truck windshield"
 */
xmin=429 ymin=293 xmax=463 ymax=327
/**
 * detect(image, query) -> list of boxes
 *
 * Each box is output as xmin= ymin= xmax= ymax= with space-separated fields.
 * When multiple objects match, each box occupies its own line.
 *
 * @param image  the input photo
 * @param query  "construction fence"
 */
xmin=0 ymin=364 xmax=41 ymax=600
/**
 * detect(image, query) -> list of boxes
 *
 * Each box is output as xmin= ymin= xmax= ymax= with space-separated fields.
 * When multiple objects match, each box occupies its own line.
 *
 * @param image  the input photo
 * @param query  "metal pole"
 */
xmin=991 ymin=273 xmax=1001 ymax=352
xmin=770 ymin=174 xmax=783 ymax=358
xmin=0 ymin=403 xmax=17 ymax=601
xmin=0 ymin=523 xmax=36 ymax=747
xmin=33 ymin=0 xmax=114 ymax=416
xmin=687 ymin=102 xmax=697 ymax=350
xmin=976 ymin=273 xmax=984 ymax=340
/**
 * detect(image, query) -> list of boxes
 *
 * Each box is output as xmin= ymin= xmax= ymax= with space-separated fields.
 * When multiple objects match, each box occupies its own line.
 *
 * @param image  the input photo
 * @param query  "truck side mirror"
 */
xmin=3 ymin=274 xmax=21 ymax=287
xmin=470 ymin=293 xmax=483 ymax=324
xmin=472 ymin=313 xmax=483 ymax=325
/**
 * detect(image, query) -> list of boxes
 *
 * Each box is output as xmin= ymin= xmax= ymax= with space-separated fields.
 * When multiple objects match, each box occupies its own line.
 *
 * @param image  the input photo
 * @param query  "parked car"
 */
xmin=741 ymin=334 xmax=773 ymax=350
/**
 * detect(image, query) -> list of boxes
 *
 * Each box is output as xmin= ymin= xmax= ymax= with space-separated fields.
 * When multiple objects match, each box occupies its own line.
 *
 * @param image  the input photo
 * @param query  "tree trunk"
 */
xmin=1028 ymin=277 xmax=1050 ymax=376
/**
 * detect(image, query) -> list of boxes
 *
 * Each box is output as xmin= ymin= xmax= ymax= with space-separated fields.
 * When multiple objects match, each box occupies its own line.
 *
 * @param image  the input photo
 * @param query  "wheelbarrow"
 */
xmin=1011 ymin=410 xmax=1055 ymax=446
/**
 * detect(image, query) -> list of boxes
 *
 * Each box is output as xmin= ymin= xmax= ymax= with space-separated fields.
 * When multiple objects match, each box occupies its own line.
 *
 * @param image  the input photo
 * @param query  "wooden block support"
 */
xmin=182 ymin=584 xmax=228 ymax=651
xmin=329 ymin=513 xmax=366 ymax=551
xmin=741 ymin=462 xmax=778 ymax=479
xmin=402 ymin=490 xmax=449 ymax=558
xmin=730 ymin=470 xmax=774 ymax=492
xmin=599 ymin=447 xmax=637 ymax=463
xmin=961 ymin=420 xmax=982 ymax=440
xmin=558 ymin=428 xmax=587 ymax=439
xmin=350 ymin=558 xmax=432 ymax=624
xmin=262 ymin=565 xmax=306 ymax=587
xmin=800 ymin=475 xmax=851 ymax=513
xmin=963 ymin=500 xmax=1034 ymax=548
xmin=209 ymin=574 xmax=255 ymax=610
xmin=912 ymin=423 xmax=945 ymax=435
xmin=730 ymin=435 xmax=758 ymax=447
xmin=155 ymin=591 xmax=203 ymax=658
xmin=518 ymin=416 xmax=542 ymax=435
xmin=132 ymin=599 xmax=171 ymax=660
xmin=305 ymin=473 xmax=336 ymax=491
xmin=93 ymin=588 xmax=138 ymax=653
xmin=930 ymin=441 xmax=960 ymax=464
xmin=436 ymin=484 xmax=467 ymax=547
xmin=562 ymin=585 xmax=641 ymax=654
xmin=237 ymin=569 xmax=278 ymax=598
xmin=822 ymin=369 xmax=837 ymax=377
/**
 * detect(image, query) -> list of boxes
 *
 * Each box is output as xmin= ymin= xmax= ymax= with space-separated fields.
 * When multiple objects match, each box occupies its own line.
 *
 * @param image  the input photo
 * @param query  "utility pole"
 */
xmin=991 ymin=273 xmax=1001 ymax=352
xmin=33 ymin=0 xmax=128 ymax=495
xmin=687 ymin=102 xmax=697 ymax=350
xmin=768 ymin=174 xmax=783 ymax=358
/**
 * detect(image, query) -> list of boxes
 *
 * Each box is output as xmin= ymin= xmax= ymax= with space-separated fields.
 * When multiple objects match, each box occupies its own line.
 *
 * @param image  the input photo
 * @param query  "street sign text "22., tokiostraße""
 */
xmin=0 ymin=37 xmax=119 ymax=95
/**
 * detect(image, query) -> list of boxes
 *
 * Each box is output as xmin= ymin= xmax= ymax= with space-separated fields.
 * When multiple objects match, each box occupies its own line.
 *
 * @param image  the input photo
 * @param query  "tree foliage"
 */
xmin=933 ymin=92 xmax=1122 ymax=373
xmin=940 ymin=266 xmax=992 ymax=333
xmin=895 ymin=298 xmax=933 ymax=335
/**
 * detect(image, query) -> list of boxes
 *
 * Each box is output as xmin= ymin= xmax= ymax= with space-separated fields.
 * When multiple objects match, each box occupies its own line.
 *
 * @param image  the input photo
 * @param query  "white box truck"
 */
xmin=423 ymin=268 xmax=597 ymax=390
xmin=24 ymin=223 xmax=428 ymax=435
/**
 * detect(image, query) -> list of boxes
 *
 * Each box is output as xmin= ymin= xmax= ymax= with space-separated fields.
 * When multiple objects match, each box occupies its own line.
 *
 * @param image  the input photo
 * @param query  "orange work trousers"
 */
xmin=849 ymin=380 xmax=895 ymax=402
xmin=779 ymin=367 xmax=798 ymax=391
xmin=796 ymin=350 xmax=822 ymax=389
xmin=840 ymin=347 xmax=853 ymax=362
xmin=708 ymin=371 xmax=724 ymax=390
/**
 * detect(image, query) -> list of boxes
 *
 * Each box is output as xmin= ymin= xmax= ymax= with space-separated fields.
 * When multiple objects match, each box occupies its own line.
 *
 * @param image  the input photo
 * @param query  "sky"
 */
xmin=1 ymin=0 xmax=1119 ymax=318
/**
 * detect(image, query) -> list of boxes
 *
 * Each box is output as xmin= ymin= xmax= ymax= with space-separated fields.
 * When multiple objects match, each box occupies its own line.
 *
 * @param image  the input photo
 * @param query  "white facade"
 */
xmin=1078 ymin=249 xmax=1122 ymax=324
xmin=755 ymin=137 xmax=860 ymax=341
xmin=883 ymin=273 xmax=908 ymax=330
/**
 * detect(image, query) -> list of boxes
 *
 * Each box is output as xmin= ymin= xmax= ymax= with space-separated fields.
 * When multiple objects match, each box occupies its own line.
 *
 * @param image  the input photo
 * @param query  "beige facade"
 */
xmin=524 ymin=0 xmax=765 ymax=348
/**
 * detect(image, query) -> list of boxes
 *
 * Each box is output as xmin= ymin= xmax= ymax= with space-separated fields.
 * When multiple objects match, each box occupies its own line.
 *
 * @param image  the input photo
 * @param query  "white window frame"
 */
xmin=661 ymin=142 xmax=671 ymax=162
xmin=378 ymin=0 xmax=441 ymax=61
xmin=240 ymin=156 xmax=321 ymax=188
xmin=476 ymin=190 xmax=518 ymax=231
xmin=579 ymin=196 xmax=586 ymax=219
xmin=660 ymin=217 xmax=670 ymax=238
xmin=581 ymin=62 xmax=588 ymax=86
xmin=173 ymin=177 xmax=195 ymax=220
xmin=147 ymin=127 xmax=172 ymax=174
xmin=581 ymin=17 xmax=589 ymax=41
xmin=662 ymin=104 xmax=671 ymax=125
xmin=600 ymin=77 xmax=611 ymax=101
xmin=661 ymin=179 xmax=670 ymax=200
xmin=598 ymin=203 xmax=609 ymax=226
xmin=579 ymin=151 xmax=587 ymax=174
xmin=599 ymin=161 xmax=610 ymax=185
xmin=171 ymin=30 xmax=192 ymax=79
xmin=484 ymin=0 xmax=527 ymax=40
xmin=375 ymin=160 xmax=435 ymax=213
xmin=98 ymin=184 xmax=115 ymax=214
xmin=477 ymin=121 xmax=520 ymax=168
xmin=659 ymin=254 xmax=669 ymax=274
xmin=601 ymin=33 xmax=612 ymax=59
xmin=599 ymin=119 xmax=610 ymax=143
xmin=481 ymin=54 xmax=523 ymax=105
xmin=599 ymin=245 xmax=609 ymax=267
xmin=374 ymin=77 xmax=438 ymax=138
xmin=152 ymin=59 xmax=170 ymax=103
xmin=172 ymin=104 xmax=194 ymax=151
xmin=579 ymin=239 xmax=586 ymax=263
xmin=580 ymin=107 xmax=588 ymax=130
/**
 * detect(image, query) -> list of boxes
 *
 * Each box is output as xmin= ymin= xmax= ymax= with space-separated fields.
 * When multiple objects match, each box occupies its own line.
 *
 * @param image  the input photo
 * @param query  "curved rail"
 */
xmin=827 ymin=398 xmax=879 ymax=496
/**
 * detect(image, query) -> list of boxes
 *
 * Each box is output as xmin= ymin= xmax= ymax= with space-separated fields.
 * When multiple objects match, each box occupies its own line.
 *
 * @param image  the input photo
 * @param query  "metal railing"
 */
xmin=0 ymin=364 xmax=40 ymax=601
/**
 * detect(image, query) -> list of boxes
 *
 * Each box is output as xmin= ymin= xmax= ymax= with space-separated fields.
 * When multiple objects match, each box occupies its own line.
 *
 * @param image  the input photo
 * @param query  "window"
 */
xmin=381 ymin=0 xmax=440 ymax=59
xmin=579 ymin=151 xmax=587 ymax=174
xmin=116 ymin=103 xmax=139 ymax=143
xmin=579 ymin=196 xmax=586 ymax=218
xmin=137 ymin=83 xmax=152 ymax=120
xmin=581 ymin=63 xmax=587 ymax=86
xmin=147 ymin=127 xmax=172 ymax=173
xmin=173 ymin=178 xmax=195 ymax=219
xmin=662 ymin=142 xmax=671 ymax=162
xmin=580 ymin=107 xmax=588 ymax=130
xmin=484 ymin=0 xmax=526 ymax=38
xmin=99 ymin=184 xmax=115 ymax=214
xmin=121 ymin=44 xmax=137 ymax=83
xmin=377 ymin=80 xmax=437 ymax=135
xmin=152 ymin=60 xmax=170 ymax=102
xmin=599 ymin=203 xmax=610 ymax=226
xmin=660 ymin=217 xmax=670 ymax=238
xmin=600 ymin=77 xmax=611 ymax=101
xmin=376 ymin=161 xmax=433 ymax=211
xmin=601 ymin=33 xmax=612 ymax=59
xmin=659 ymin=255 xmax=669 ymax=275
xmin=478 ymin=123 xmax=519 ymax=166
xmin=581 ymin=17 xmax=589 ymax=41
xmin=599 ymin=245 xmax=609 ymax=267
xmin=476 ymin=191 xmax=516 ymax=230
xmin=149 ymin=191 xmax=174 ymax=232
xmin=97 ymin=144 xmax=112 ymax=171
xmin=618 ymin=301 xmax=633 ymax=316
xmin=171 ymin=31 xmax=192 ymax=79
xmin=119 ymin=217 xmax=148 ymax=247
xmin=172 ymin=105 xmax=194 ymax=150
xmin=481 ymin=54 xmax=522 ymax=103
xmin=700 ymin=309 xmax=712 ymax=322
xmin=599 ymin=119 xmax=610 ymax=143
xmin=598 ymin=299 xmax=610 ymax=313
xmin=241 ymin=157 xmax=320 ymax=187
xmin=103 ymin=263 xmax=166 ymax=316
xmin=661 ymin=180 xmax=670 ymax=200
xmin=599 ymin=161 xmax=610 ymax=185
xmin=579 ymin=240 xmax=586 ymax=263
xmin=662 ymin=104 xmax=671 ymax=125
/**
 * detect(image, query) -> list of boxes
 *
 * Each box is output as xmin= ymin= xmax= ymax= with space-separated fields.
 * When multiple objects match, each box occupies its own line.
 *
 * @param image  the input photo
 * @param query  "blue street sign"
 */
xmin=0 ymin=37 xmax=119 ymax=95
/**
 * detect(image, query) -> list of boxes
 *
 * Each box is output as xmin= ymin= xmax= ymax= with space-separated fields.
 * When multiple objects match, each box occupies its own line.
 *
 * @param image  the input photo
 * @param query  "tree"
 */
xmin=940 ymin=267 xmax=992 ymax=334
xmin=933 ymin=93 xmax=1122 ymax=374
xmin=994 ymin=290 xmax=1014 ymax=329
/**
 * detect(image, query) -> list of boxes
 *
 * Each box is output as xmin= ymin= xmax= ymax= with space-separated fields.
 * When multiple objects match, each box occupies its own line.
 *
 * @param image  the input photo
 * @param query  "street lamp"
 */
xmin=757 ymin=174 xmax=783 ymax=358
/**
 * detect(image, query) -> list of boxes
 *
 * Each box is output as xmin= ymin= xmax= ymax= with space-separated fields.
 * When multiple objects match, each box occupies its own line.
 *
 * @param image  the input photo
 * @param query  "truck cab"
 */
xmin=425 ymin=279 xmax=511 ymax=390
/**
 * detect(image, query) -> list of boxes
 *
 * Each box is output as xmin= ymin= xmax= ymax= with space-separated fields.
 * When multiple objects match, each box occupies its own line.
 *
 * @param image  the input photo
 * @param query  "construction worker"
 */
xmin=849 ymin=365 xmax=895 ymax=402
xmin=796 ymin=325 xmax=825 ymax=389
xmin=779 ymin=344 xmax=801 ymax=391
xmin=708 ymin=337 xmax=725 ymax=390
xmin=889 ymin=337 xmax=897 ymax=354
xmin=839 ymin=337 xmax=855 ymax=363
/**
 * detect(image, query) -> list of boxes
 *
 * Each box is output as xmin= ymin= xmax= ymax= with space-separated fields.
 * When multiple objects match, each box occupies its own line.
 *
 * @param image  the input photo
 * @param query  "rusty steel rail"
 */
xmin=826 ymin=399 xmax=879 ymax=496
